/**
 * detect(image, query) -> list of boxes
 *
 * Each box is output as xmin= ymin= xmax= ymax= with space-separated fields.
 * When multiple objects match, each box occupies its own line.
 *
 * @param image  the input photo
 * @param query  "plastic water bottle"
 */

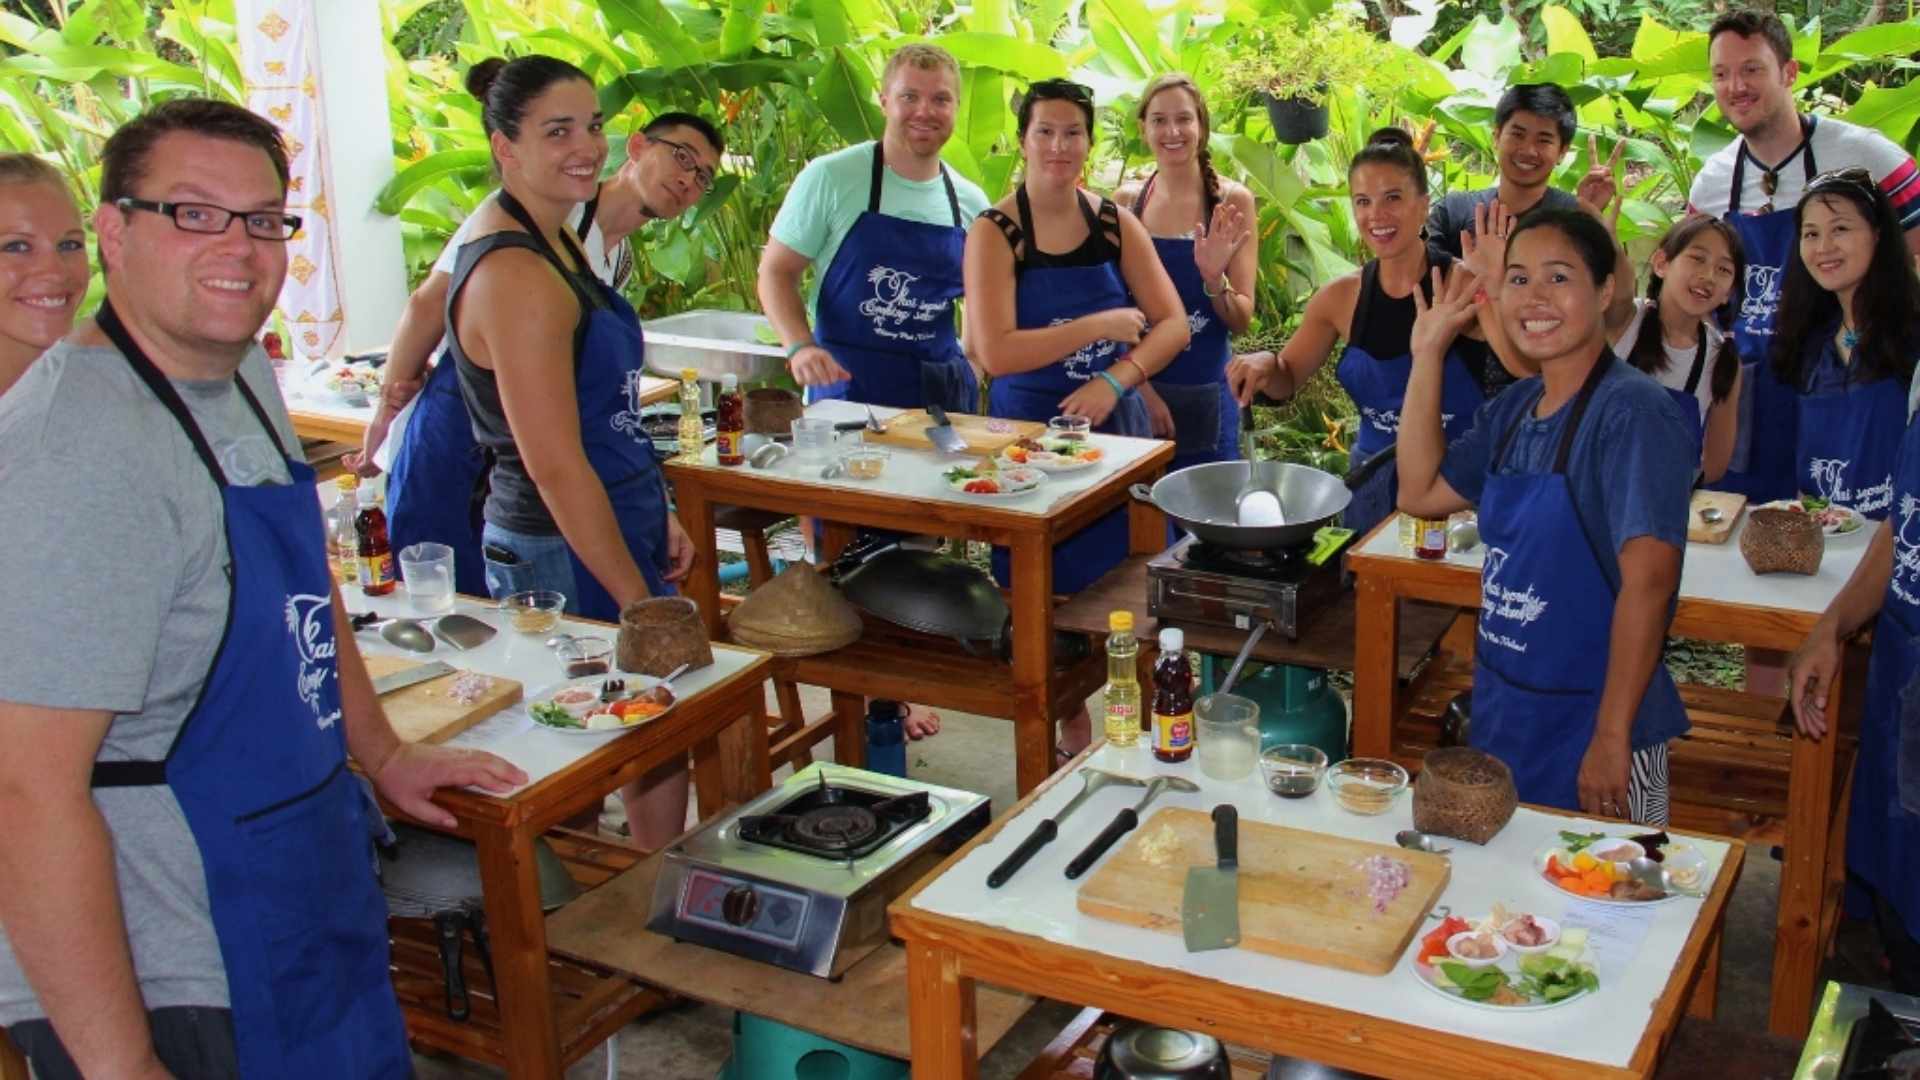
xmin=865 ymin=699 xmax=907 ymax=777
xmin=325 ymin=474 xmax=359 ymax=585
xmin=1101 ymin=611 xmax=1141 ymax=748
xmin=676 ymin=367 xmax=704 ymax=457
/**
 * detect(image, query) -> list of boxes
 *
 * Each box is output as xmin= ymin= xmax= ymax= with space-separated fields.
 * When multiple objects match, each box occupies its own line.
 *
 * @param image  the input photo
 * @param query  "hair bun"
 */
xmin=465 ymin=57 xmax=506 ymax=102
xmin=1365 ymin=126 xmax=1414 ymax=149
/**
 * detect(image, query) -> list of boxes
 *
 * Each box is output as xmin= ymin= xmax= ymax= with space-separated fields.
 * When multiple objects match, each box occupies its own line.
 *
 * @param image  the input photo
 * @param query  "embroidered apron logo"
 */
xmin=1740 ymin=264 xmax=1782 ymax=328
xmin=1187 ymin=309 xmax=1211 ymax=337
xmin=1810 ymin=456 xmax=1850 ymax=502
xmin=1478 ymin=546 xmax=1549 ymax=654
xmin=1049 ymin=317 xmax=1119 ymax=381
xmin=1896 ymin=494 xmax=1920 ymax=606
xmin=611 ymin=368 xmax=651 ymax=441
xmin=284 ymin=593 xmax=341 ymax=730
xmin=1360 ymin=406 xmax=1455 ymax=437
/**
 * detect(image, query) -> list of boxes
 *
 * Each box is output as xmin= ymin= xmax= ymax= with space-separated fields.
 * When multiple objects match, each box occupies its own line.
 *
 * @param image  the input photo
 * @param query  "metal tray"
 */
xmin=642 ymin=310 xmax=788 ymax=383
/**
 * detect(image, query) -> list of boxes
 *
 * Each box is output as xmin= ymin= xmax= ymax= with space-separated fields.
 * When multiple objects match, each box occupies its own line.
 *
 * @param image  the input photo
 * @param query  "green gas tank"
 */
xmin=1199 ymin=657 xmax=1348 ymax=764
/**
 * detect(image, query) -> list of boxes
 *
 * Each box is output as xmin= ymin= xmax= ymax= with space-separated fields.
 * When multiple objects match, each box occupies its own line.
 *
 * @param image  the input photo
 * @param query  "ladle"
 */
xmin=987 ymin=768 xmax=1147 ymax=888
xmin=1699 ymin=506 xmax=1725 ymax=525
xmin=379 ymin=619 xmax=436 ymax=653
xmin=1064 ymin=775 xmax=1201 ymax=879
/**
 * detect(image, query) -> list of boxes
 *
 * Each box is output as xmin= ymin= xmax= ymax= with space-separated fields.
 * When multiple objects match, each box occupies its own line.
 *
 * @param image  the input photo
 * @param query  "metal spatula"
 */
xmin=1182 ymin=804 xmax=1241 ymax=951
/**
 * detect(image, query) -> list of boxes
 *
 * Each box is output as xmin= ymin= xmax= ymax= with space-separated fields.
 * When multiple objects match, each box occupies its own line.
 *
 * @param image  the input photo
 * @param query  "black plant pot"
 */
xmin=1263 ymin=91 xmax=1330 ymax=145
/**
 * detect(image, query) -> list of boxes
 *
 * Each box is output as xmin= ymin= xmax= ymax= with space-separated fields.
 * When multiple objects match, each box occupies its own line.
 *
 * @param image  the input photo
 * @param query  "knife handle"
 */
xmin=1213 ymin=803 xmax=1238 ymax=871
xmin=987 ymin=818 xmax=1057 ymax=888
xmin=833 ymin=419 xmax=871 ymax=431
xmin=1065 ymin=807 xmax=1138 ymax=880
xmin=928 ymin=402 xmax=950 ymax=425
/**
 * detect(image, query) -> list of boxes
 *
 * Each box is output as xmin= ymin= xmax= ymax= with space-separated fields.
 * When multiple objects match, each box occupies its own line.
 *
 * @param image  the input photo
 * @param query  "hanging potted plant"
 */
xmin=1216 ymin=15 xmax=1408 ymax=145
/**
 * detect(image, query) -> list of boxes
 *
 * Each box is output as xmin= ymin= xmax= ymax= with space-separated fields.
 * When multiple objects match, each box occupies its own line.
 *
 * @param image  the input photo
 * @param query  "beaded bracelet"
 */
xmin=1097 ymin=370 xmax=1130 ymax=399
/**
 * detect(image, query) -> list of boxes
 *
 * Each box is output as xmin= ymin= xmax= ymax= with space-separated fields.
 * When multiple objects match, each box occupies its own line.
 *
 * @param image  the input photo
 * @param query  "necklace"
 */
xmin=1841 ymin=324 xmax=1860 ymax=352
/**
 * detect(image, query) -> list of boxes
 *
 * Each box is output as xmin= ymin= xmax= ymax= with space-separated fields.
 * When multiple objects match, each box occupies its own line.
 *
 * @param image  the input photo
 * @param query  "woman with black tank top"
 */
xmin=445 ymin=56 xmax=697 ymax=850
xmin=1228 ymin=128 xmax=1491 ymax=538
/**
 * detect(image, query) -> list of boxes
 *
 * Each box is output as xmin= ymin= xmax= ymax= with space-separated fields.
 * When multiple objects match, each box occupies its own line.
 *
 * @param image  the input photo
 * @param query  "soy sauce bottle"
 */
xmin=715 ymin=373 xmax=744 ymax=466
xmin=355 ymin=483 xmax=396 ymax=596
xmin=1150 ymin=628 xmax=1193 ymax=763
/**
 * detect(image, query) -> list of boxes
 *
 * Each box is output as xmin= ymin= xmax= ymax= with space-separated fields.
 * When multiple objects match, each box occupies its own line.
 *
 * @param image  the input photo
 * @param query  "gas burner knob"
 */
xmin=721 ymin=884 xmax=760 ymax=927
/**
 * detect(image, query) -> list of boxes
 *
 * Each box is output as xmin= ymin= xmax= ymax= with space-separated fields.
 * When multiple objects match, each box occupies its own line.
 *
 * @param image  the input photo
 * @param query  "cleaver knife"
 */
xmin=372 ymin=661 xmax=455 ymax=696
xmin=924 ymin=402 xmax=969 ymax=454
xmin=1182 ymin=804 xmax=1241 ymax=951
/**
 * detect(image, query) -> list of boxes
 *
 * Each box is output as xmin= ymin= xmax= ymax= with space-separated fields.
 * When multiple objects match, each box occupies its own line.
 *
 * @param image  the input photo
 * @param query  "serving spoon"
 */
xmin=1699 ymin=507 xmax=1725 ymax=525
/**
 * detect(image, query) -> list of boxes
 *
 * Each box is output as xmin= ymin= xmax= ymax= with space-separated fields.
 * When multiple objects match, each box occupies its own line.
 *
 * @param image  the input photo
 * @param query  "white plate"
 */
xmin=943 ymin=466 xmax=1045 ymax=499
xmin=307 ymin=365 xmax=381 ymax=407
xmin=1754 ymin=499 xmax=1868 ymax=537
xmin=527 ymin=675 xmax=675 ymax=735
xmin=1535 ymin=848 xmax=1685 ymax=907
xmin=1406 ymin=951 xmax=1596 ymax=1012
xmin=998 ymin=440 xmax=1103 ymax=473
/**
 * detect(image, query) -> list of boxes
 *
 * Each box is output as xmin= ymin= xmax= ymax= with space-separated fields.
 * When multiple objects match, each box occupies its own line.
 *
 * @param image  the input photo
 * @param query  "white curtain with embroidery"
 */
xmin=234 ymin=0 xmax=345 ymax=362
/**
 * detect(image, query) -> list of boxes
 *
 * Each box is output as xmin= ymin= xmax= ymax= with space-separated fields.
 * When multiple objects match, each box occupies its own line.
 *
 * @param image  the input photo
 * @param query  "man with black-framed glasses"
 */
xmin=0 ymin=97 xmax=523 ymax=1080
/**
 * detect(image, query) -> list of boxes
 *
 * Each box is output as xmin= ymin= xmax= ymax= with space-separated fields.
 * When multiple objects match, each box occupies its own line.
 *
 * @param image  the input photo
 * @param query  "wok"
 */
xmin=1131 ymin=460 xmax=1353 ymax=549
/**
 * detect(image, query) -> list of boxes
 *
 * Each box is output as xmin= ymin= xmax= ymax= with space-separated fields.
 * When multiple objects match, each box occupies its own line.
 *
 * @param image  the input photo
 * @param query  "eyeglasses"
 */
xmin=114 ymin=197 xmax=301 ymax=241
xmin=1027 ymin=79 xmax=1094 ymax=104
xmin=653 ymin=136 xmax=715 ymax=194
xmin=1807 ymin=166 xmax=1876 ymax=200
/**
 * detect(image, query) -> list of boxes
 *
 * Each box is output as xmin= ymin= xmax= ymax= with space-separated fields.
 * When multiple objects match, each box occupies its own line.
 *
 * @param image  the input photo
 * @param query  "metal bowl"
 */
xmin=1133 ymin=460 xmax=1352 ymax=549
xmin=642 ymin=310 xmax=788 ymax=383
xmin=1095 ymin=1022 xmax=1229 ymax=1080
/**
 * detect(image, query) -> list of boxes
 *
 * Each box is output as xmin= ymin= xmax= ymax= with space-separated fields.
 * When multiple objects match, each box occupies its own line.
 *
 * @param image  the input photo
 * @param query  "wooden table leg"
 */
xmin=905 ymin=939 xmax=978 ymax=1080
xmin=677 ymin=488 xmax=721 ymax=636
xmin=831 ymin=689 xmax=867 ymax=769
xmin=1686 ymin=921 xmax=1723 ymax=1020
xmin=1350 ymin=573 xmax=1400 ymax=761
xmin=0 ymin=1028 xmax=26 ymax=1080
xmin=1008 ymin=533 xmax=1056 ymax=796
xmin=1771 ymin=674 xmax=1843 ymax=1038
xmin=1128 ymin=494 xmax=1166 ymax=555
xmin=690 ymin=682 xmax=771 ymax=819
xmin=820 ymin=521 xmax=858 ymax=564
xmin=474 ymin=820 xmax=562 ymax=1079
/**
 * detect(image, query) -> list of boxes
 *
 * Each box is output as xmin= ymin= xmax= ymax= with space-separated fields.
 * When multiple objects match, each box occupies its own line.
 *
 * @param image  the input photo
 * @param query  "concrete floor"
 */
xmin=413 ymin=682 xmax=1869 ymax=1080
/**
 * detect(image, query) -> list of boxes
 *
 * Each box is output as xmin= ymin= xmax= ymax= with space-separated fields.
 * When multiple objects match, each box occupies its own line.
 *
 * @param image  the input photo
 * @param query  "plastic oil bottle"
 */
xmin=676 ymin=367 xmax=704 ymax=458
xmin=325 ymin=474 xmax=360 ymax=585
xmin=1101 ymin=611 xmax=1141 ymax=748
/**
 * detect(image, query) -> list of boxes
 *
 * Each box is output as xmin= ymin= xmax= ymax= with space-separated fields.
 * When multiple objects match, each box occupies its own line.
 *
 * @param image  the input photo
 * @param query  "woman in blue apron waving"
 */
xmin=1396 ymin=208 xmax=1696 ymax=825
xmin=1228 ymin=129 xmax=1488 ymax=540
xmin=1121 ymin=74 xmax=1255 ymax=472
xmin=1768 ymin=168 xmax=1919 ymax=520
xmin=1605 ymin=215 xmax=1746 ymax=483
xmin=446 ymin=56 xmax=700 ymax=850
xmin=965 ymin=78 xmax=1188 ymax=753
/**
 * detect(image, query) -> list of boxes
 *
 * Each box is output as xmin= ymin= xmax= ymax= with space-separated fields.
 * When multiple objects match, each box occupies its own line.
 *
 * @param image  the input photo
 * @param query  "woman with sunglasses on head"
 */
xmin=1227 ymin=129 xmax=1490 ymax=538
xmin=1768 ymin=168 xmax=1920 ymax=519
xmin=1117 ymin=74 xmax=1254 ymax=470
xmin=0 ymin=154 xmax=88 ymax=398
xmin=447 ymin=55 xmax=704 ymax=849
xmin=965 ymin=78 xmax=1187 ymax=753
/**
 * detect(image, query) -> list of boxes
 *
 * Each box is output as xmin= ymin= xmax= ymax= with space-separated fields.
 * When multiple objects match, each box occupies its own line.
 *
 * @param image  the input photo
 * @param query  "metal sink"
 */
xmin=642 ymin=310 xmax=787 ymax=383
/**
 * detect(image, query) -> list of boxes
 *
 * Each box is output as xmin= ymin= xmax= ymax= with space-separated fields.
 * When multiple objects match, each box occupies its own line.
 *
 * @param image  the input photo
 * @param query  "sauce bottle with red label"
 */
xmin=1151 ymin=628 xmax=1193 ymax=763
xmin=355 ymin=483 xmax=396 ymax=596
xmin=715 ymin=373 xmax=744 ymax=466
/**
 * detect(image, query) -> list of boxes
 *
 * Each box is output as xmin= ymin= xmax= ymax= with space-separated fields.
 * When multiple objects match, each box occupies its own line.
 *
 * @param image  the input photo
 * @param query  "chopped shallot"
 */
xmin=1358 ymin=854 xmax=1411 ymax=914
xmin=448 ymin=672 xmax=493 ymax=705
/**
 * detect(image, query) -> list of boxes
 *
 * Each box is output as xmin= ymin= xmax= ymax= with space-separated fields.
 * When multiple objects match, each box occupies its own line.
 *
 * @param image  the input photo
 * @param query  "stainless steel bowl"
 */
xmin=642 ymin=310 xmax=789 ymax=383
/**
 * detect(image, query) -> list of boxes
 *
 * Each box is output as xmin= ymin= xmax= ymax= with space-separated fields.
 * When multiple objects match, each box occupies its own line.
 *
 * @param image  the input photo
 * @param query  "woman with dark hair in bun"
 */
xmin=1227 ymin=127 xmax=1490 ymax=538
xmin=446 ymin=55 xmax=698 ymax=848
xmin=1118 ymin=74 xmax=1255 ymax=471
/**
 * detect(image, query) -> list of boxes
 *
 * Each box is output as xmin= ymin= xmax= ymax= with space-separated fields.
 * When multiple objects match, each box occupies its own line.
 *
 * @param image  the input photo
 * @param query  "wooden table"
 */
xmin=1347 ymin=512 xmax=1870 ymax=1038
xmin=666 ymin=400 xmax=1174 ymax=797
xmin=353 ymin=594 xmax=773 ymax=1078
xmin=280 ymin=365 xmax=676 ymax=445
xmin=892 ymin=747 xmax=1745 ymax=1079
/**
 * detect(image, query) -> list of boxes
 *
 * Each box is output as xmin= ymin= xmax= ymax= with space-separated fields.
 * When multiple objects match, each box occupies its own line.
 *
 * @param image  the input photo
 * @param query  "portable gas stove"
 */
xmin=648 ymin=763 xmax=990 ymax=978
xmin=1146 ymin=532 xmax=1354 ymax=640
xmin=1796 ymin=982 xmax=1920 ymax=1079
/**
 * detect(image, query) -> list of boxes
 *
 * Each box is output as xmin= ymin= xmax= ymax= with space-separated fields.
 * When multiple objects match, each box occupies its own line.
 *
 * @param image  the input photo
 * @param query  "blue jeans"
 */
xmin=11 ymin=1007 xmax=238 ymax=1080
xmin=480 ymin=522 xmax=580 ymax=612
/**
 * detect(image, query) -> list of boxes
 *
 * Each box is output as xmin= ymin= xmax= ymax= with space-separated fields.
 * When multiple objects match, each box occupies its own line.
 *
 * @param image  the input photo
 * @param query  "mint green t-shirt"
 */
xmin=769 ymin=141 xmax=991 ymax=324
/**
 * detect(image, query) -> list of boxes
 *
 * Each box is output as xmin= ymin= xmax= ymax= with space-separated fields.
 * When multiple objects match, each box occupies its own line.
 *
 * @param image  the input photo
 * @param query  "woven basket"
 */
xmin=617 ymin=597 xmax=713 ymax=677
xmin=1740 ymin=507 xmax=1823 ymax=575
xmin=726 ymin=563 xmax=863 ymax=657
xmin=1412 ymin=747 xmax=1517 ymax=845
xmin=744 ymin=388 xmax=804 ymax=435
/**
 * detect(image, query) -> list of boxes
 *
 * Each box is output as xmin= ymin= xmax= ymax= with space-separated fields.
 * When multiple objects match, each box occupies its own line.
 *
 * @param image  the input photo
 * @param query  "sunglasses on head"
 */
xmin=1806 ymin=166 xmax=1876 ymax=200
xmin=1026 ymin=79 xmax=1094 ymax=105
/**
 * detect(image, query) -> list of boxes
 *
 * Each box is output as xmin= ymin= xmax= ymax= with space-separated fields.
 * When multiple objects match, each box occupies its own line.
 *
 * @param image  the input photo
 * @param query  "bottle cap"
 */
xmin=681 ymin=367 xmax=698 ymax=380
xmin=721 ymin=372 xmax=738 ymax=390
xmin=1109 ymin=610 xmax=1133 ymax=632
xmin=335 ymin=474 xmax=358 ymax=491
xmin=1158 ymin=627 xmax=1183 ymax=652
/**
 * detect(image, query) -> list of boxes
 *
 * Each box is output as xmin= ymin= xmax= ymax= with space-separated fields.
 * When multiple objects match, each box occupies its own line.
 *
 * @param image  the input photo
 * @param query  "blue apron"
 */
xmin=1795 ymin=339 xmax=1906 ymax=518
xmin=492 ymin=191 xmax=673 ymax=621
xmin=809 ymin=143 xmax=977 ymax=413
xmin=989 ymin=189 xmax=1148 ymax=594
xmin=1134 ymin=173 xmax=1238 ymax=471
xmin=1716 ymin=118 xmax=1816 ymax=502
xmin=1848 ymin=405 xmax=1920 ymax=938
xmin=1650 ymin=320 xmax=1710 ymax=454
xmin=386 ymin=354 xmax=488 ymax=597
xmin=1469 ymin=359 xmax=1687 ymax=810
xmin=90 ymin=300 xmax=409 ymax=1079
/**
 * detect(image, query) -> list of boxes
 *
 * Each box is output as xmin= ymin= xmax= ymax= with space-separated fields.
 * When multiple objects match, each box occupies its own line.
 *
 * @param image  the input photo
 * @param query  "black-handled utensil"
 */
xmin=1063 ymin=775 xmax=1199 ymax=880
xmin=1182 ymin=803 xmax=1242 ymax=951
xmin=987 ymin=768 xmax=1144 ymax=888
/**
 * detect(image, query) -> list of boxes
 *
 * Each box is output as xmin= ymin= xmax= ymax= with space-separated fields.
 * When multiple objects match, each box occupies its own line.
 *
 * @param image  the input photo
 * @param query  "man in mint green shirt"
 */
xmin=758 ymin=44 xmax=990 ymax=411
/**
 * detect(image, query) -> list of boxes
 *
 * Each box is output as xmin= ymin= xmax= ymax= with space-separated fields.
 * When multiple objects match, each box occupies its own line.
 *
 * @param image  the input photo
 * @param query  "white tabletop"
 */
xmin=911 ymin=745 xmax=1734 ymax=1070
xmin=1355 ymin=511 xmax=1874 ymax=617
xmin=278 ymin=360 xmax=377 ymax=427
xmin=674 ymin=399 xmax=1171 ymax=518
xmin=346 ymin=591 xmax=762 ymax=797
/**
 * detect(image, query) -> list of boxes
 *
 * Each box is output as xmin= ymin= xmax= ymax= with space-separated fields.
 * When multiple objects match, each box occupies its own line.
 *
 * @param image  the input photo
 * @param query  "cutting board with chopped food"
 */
xmin=1076 ymin=807 xmax=1450 ymax=974
xmin=1688 ymin=490 xmax=1746 ymax=544
xmin=865 ymin=410 xmax=1046 ymax=453
xmin=362 ymin=654 xmax=522 ymax=745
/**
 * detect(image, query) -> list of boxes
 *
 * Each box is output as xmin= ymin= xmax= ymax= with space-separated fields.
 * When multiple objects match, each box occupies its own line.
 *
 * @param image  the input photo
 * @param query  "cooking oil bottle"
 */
xmin=1101 ymin=611 xmax=1141 ymax=748
xmin=676 ymin=367 xmax=704 ymax=458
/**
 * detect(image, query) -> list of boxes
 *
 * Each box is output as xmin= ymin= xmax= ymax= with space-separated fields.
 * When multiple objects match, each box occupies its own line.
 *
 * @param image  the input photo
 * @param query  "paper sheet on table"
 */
xmin=1558 ymin=902 xmax=1656 ymax=985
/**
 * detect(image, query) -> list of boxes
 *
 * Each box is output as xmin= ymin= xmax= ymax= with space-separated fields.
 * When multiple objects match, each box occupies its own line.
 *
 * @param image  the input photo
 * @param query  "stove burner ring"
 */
xmin=790 ymin=805 xmax=880 ymax=850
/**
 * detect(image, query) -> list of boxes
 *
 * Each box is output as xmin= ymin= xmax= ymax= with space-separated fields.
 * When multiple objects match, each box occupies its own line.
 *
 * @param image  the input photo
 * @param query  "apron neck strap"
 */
xmin=1728 ymin=114 xmax=1817 ymax=214
xmin=97 ymin=299 xmax=284 ymax=488
xmin=1682 ymin=322 xmax=1710 ymax=395
xmin=870 ymin=141 xmax=963 ymax=228
xmin=1493 ymin=350 xmax=1613 ymax=474
xmin=497 ymin=188 xmax=594 ymax=275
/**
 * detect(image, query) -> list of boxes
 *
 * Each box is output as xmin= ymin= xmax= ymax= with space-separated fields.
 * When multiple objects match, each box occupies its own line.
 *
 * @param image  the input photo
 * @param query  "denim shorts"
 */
xmin=480 ymin=521 xmax=580 ymax=611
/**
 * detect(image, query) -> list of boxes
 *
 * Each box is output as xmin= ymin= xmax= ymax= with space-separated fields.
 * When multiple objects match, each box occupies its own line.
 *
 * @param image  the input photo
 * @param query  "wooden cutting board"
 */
xmin=362 ymin=654 xmax=523 ymax=745
xmin=1077 ymin=807 xmax=1451 ymax=975
xmin=1688 ymin=490 xmax=1746 ymax=544
xmin=865 ymin=410 xmax=1046 ymax=453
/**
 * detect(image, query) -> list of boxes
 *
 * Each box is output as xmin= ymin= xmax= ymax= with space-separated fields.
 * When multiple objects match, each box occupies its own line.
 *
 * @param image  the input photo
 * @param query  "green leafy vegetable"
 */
xmin=530 ymin=701 xmax=579 ymax=728
xmin=1517 ymin=953 xmax=1600 ymax=1002
xmin=1436 ymin=962 xmax=1510 ymax=1001
xmin=1559 ymin=831 xmax=1605 ymax=853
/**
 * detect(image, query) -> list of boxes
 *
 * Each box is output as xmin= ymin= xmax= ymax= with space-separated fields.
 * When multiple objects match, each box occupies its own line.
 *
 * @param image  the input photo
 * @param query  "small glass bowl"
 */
xmin=840 ymin=446 xmax=890 ymax=480
xmin=1259 ymin=744 xmax=1329 ymax=799
xmin=556 ymin=635 xmax=613 ymax=678
xmin=1047 ymin=415 xmax=1092 ymax=442
xmin=1325 ymin=757 xmax=1409 ymax=816
xmin=501 ymin=590 xmax=566 ymax=636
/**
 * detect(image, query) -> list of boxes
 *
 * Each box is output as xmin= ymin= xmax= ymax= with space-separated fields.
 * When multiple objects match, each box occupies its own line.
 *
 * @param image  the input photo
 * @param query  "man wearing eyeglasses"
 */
xmin=0 ymin=98 xmax=524 ymax=1080
xmin=344 ymin=112 xmax=722 ymax=608
xmin=759 ymin=43 xmax=990 ymax=415
xmin=1688 ymin=9 xmax=1920 ymax=502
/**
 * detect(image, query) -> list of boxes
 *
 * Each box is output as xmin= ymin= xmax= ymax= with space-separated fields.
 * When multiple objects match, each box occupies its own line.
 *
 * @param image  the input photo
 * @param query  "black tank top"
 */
xmin=1347 ymin=245 xmax=1501 ymax=391
xmin=445 ymin=214 xmax=607 ymax=536
xmin=979 ymin=187 xmax=1121 ymax=275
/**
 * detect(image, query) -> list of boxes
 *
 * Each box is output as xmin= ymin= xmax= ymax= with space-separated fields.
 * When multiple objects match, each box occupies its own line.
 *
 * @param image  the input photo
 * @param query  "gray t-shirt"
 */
xmin=0 ymin=338 xmax=297 ymax=1024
